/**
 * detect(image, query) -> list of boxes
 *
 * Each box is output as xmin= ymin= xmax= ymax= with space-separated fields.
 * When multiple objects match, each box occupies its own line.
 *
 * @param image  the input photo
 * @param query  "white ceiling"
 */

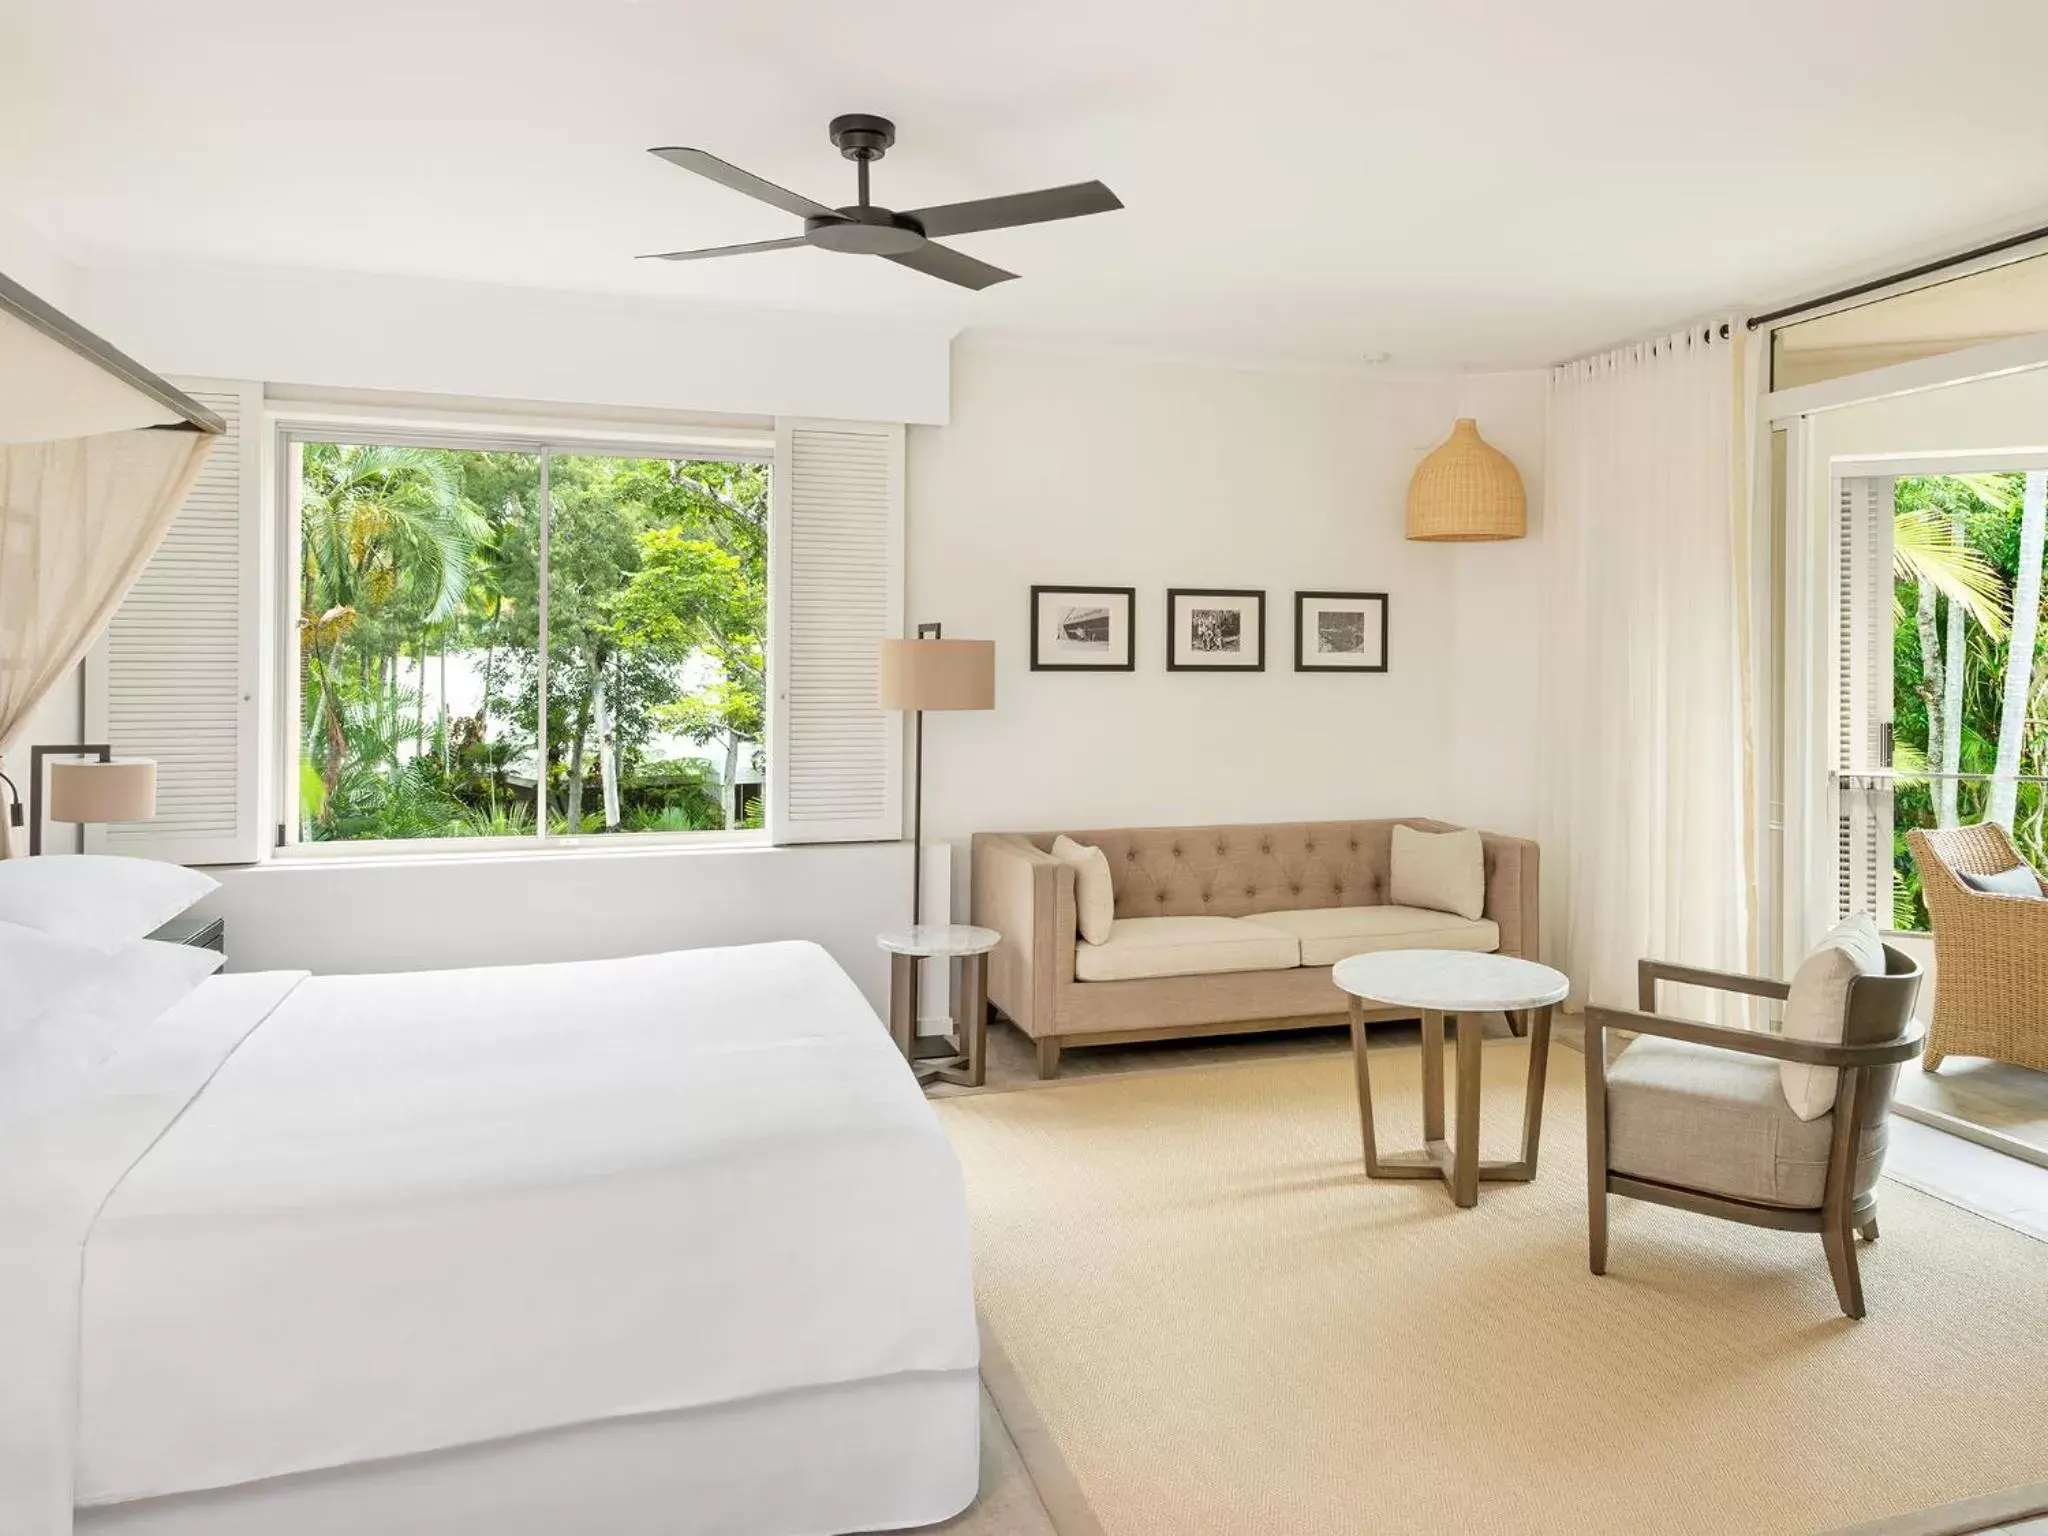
xmin=4 ymin=0 xmax=2048 ymax=369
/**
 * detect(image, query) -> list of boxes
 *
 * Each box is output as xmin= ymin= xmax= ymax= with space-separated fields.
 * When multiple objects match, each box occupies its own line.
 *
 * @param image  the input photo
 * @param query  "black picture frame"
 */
xmin=1293 ymin=591 xmax=1389 ymax=672
xmin=1165 ymin=588 xmax=1266 ymax=672
xmin=1029 ymin=585 xmax=1137 ymax=671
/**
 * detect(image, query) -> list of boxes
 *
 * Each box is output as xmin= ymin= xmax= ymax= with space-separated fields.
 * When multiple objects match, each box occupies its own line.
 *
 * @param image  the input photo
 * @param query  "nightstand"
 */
xmin=148 ymin=914 xmax=225 ymax=965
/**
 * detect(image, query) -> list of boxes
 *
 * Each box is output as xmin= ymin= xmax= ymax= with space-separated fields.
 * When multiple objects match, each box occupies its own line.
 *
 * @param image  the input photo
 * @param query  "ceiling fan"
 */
xmin=641 ymin=114 xmax=1123 ymax=290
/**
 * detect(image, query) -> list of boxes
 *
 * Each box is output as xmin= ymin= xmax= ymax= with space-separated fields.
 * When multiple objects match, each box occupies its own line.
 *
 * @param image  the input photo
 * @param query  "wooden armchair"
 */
xmin=1907 ymin=822 xmax=2048 ymax=1074
xmin=1585 ymin=948 xmax=1924 ymax=1319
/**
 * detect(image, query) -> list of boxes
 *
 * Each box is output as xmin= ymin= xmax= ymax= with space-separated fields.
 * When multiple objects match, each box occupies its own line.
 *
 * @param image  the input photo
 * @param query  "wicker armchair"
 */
xmin=1907 ymin=823 xmax=2048 ymax=1074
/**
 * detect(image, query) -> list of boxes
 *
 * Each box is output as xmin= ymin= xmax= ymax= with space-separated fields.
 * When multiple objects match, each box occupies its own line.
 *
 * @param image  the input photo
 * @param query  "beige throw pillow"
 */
xmin=1051 ymin=835 xmax=1115 ymax=946
xmin=1389 ymin=824 xmax=1486 ymax=922
xmin=1779 ymin=912 xmax=1885 ymax=1122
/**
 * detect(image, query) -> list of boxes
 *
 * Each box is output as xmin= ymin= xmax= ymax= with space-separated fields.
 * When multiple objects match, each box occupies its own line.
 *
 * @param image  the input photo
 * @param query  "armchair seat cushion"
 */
xmin=1074 ymin=917 xmax=1300 ymax=983
xmin=1239 ymin=905 xmax=1499 ymax=966
xmin=1606 ymin=1036 xmax=1885 ymax=1209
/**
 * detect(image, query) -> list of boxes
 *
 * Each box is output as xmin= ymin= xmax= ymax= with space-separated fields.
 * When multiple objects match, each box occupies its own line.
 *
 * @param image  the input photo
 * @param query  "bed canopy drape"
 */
xmin=0 ymin=272 xmax=221 ymax=858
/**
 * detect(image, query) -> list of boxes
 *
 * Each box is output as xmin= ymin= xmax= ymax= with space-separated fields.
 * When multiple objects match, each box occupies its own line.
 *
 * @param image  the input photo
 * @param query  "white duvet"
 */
xmin=0 ymin=941 xmax=976 ymax=1530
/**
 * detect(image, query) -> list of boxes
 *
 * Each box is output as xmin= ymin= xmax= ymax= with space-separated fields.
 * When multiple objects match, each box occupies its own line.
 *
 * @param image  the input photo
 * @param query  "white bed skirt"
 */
xmin=79 ymin=1369 xmax=981 ymax=1536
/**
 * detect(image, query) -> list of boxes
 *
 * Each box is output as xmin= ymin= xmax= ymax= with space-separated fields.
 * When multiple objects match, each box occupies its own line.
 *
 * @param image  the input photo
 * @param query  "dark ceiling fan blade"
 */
xmin=903 ymin=180 xmax=1122 ymax=239
xmin=638 ymin=236 xmax=811 ymax=263
xmin=648 ymin=147 xmax=832 ymax=219
xmin=883 ymin=241 xmax=1018 ymax=290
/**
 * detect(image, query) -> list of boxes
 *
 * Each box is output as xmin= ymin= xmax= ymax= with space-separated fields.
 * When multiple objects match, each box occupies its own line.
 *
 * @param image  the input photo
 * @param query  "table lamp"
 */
xmin=878 ymin=625 xmax=995 ymax=927
xmin=30 ymin=744 xmax=156 ymax=854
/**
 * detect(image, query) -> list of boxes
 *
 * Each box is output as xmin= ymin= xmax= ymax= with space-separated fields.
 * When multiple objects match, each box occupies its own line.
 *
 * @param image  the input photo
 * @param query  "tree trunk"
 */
xmin=1989 ymin=471 xmax=2046 ymax=828
xmin=594 ymin=670 xmax=620 ymax=830
xmin=414 ymin=632 xmax=428 ymax=758
xmin=480 ymin=596 xmax=502 ymax=814
xmin=723 ymin=731 xmax=741 ymax=829
xmin=1937 ymin=516 xmax=1969 ymax=827
xmin=1916 ymin=579 xmax=1945 ymax=797
xmin=564 ymin=681 xmax=592 ymax=834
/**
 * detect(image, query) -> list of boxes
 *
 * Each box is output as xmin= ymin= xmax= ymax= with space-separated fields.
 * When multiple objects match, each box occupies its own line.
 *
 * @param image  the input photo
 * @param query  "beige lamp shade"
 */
xmin=48 ymin=757 xmax=156 ymax=823
xmin=1405 ymin=418 xmax=1527 ymax=541
xmin=879 ymin=638 xmax=995 ymax=711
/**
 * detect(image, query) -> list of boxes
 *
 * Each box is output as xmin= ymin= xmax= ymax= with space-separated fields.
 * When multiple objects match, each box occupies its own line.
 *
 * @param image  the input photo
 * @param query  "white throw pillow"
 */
xmin=1779 ymin=913 xmax=1886 ymax=1122
xmin=0 ymin=854 xmax=218 ymax=953
xmin=1051 ymin=835 xmax=1115 ymax=946
xmin=0 ymin=938 xmax=224 ymax=1123
xmin=1389 ymin=825 xmax=1486 ymax=922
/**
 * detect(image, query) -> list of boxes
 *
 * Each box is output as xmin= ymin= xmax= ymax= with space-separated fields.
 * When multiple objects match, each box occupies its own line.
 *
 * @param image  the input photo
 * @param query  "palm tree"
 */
xmin=1988 ymin=471 xmax=2046 ymax=829
xmin=1894 ymin=478 xmax=2009 ymax=825
xmin=299 ymin=444 xmax=483 ymax=819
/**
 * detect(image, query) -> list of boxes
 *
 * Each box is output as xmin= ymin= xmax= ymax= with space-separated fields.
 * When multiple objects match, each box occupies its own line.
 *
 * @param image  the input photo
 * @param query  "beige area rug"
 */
xmin=934 ymin=1041 xmax=2048 ymax=1536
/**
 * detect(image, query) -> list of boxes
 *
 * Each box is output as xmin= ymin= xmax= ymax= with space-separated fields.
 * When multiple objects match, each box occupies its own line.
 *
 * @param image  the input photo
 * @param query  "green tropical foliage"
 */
xmin=297 ymin=444 xmax=767 ymax=843
xmin=1891 ymin=472 xmax=2048 ymax=926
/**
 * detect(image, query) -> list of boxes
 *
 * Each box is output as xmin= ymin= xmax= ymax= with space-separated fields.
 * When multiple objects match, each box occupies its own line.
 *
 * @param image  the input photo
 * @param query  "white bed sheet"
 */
xmin=79 ymin=1369 xmax=981 ymax=1536
xmin=73 ymin=940 xmax=977 ymax=1509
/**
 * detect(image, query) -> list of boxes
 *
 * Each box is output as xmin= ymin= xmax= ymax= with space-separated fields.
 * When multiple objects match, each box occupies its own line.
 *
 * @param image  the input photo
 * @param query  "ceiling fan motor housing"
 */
xmin=806 ymin=206 xmax=925 ymax=256
xmin=828 ymin=113 xmax=896 ymax=161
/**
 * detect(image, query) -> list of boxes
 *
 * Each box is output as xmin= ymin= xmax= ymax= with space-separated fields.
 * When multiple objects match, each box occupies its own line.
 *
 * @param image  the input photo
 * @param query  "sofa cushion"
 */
xmin=1051 ymin=835 xmax=1115 ymax=944
xmin=1607 ymin=1035 xmax=1885 ymax=1208
xmin=1240 ymin=905 xmax=1499 ymax=967
xmin=1389 ymin=824 xmax=1487 ymax=921
xmin=1075 ymin=917 xmax=1301 ymax=983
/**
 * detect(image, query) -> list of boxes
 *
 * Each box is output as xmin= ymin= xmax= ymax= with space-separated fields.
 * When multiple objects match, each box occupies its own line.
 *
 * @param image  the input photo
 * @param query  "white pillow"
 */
xmin=0 ymin=919 xmax=110 ymax=1034
xmin=1051 ymin=835 xmax=1115 ymax=946
xmin=1389 ymin=824 xmax=1487 ymax=922
xmin=1780 ymin=913 xmax=1886 ymax=1122
xmin=0 ymin=938 xmax=224 ymax=1123
xmin=0 ymin=854 xmax=218 ymax=953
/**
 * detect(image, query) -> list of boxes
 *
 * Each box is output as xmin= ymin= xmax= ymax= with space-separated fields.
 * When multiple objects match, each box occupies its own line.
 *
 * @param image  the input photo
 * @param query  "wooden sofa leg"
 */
xmin=1035 ymin=1037 xmax=1063 ymax=1080
xmin=1857 ymin=1214 xmax=1879 ymax=1242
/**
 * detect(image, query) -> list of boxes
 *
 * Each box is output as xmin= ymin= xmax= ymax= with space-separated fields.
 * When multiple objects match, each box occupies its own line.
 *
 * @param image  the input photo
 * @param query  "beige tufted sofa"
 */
xmin=971 ymin=818 xmax=1540 ymax=1077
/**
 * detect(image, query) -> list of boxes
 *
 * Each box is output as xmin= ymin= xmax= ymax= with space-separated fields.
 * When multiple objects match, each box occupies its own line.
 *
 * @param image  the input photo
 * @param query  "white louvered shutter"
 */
xmin=85 ymin=381 xmax=263 ymax=865
xmin=1832 ymin=473 xmax=1894 ymax=924
xmin=768 ymin=419 xmax=905 ymax=844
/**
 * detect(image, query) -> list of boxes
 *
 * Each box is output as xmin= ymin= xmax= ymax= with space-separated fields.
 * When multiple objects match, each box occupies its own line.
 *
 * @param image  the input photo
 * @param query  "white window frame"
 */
xmin=270 ymin=407 xmax=774 ymax=860
xmin=1770 ymin=338 xmax=2048 ymax=955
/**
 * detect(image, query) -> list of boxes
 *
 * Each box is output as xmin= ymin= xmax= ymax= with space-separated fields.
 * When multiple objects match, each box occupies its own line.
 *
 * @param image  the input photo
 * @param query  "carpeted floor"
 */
xmin=934 ymin=1039 xmax=2048 ymax=1536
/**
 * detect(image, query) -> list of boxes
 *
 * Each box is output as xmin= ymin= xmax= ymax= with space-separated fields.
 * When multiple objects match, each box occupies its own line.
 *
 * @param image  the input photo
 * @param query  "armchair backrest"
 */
xmin=1909 ymin=823 xmax=2043 ymax=923
xmin=1839 ymin=943 xmax=1924 ymax=1197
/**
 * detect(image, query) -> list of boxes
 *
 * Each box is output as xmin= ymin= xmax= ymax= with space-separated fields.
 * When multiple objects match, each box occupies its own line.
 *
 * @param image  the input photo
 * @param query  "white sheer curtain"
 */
xmin=0 ymin=429 xmax=215 ymax=858
xmin=1539 ymin=324 xmax=1753 ymax=1012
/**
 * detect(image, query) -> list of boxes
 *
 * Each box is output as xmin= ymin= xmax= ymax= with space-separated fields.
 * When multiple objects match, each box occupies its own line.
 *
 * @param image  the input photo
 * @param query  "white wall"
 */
xmin=904 ymin=340 xmax=1548 ymax=905
xmin=0 ymin=207 xmax=75 ymax=310
xmin=73 ymin=259 xmax=954 ymax=426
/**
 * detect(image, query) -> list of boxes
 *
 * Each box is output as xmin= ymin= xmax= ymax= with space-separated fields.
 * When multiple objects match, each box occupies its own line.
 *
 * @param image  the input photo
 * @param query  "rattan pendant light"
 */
xmin=1405 ymin=418 xmax=1526 ymax=541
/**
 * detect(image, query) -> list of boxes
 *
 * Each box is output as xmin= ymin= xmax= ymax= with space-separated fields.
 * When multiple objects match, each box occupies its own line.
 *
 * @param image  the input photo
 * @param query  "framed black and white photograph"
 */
xmin=1030 ymin=585 xmax=1137 ymax=671
xmin=1166 ymin=588 xmax=1265 ymax=672
xmin=1294 ymin=591 xmax=1388 ymax=672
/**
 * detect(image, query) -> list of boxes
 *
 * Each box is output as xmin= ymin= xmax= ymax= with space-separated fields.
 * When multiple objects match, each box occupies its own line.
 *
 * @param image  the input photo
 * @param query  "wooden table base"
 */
xmin=889 ymin=949 xmax=989 ymax=1088
xmin=1348 ymin=1000 xmax=1553 ymax=1208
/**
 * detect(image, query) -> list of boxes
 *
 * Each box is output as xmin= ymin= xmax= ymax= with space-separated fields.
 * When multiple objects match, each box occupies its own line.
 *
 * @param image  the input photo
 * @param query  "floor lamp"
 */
xmin=879 ymin=625 xmax=996 ymax=928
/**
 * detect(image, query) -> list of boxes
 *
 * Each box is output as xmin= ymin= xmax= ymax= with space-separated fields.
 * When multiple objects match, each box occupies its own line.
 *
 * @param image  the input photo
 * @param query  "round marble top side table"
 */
xmin=877 ymin=924 xmax=1001 ymax=1088
xmin=1332 ymin=949 xmax=1570 ymax=1209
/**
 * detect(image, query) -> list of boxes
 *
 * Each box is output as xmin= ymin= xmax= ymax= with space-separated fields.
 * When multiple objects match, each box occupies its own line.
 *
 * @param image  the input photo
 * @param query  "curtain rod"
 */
xmin=0 ymin=268 xmax=225 ymax=434
xmin=1745 ymin=220 xmax=2048 ymax=333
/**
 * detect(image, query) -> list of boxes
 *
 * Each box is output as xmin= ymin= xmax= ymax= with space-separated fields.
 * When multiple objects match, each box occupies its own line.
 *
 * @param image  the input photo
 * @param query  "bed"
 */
xmin=0 ymin=937 xmax=979 ymax=1536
